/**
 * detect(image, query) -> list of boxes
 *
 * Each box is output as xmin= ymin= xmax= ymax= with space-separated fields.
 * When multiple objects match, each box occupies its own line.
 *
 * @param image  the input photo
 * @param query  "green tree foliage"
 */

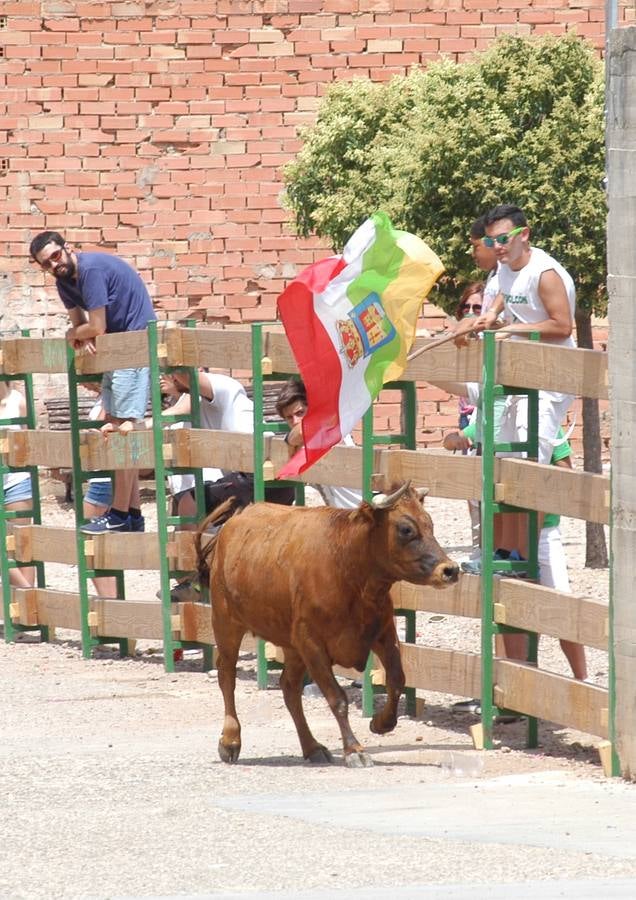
xmin=284 ymin=34 xmax=605 ymax=315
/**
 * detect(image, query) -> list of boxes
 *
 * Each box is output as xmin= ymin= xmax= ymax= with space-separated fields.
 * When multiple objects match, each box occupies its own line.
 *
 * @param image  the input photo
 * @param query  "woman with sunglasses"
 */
xmin=453 ymin=281 xmax=484 ymax=429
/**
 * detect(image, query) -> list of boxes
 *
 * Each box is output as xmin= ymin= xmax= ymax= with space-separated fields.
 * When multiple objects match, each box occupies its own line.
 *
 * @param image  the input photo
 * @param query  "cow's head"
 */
xmin=369 ymin=482 xmax=459 ymax=588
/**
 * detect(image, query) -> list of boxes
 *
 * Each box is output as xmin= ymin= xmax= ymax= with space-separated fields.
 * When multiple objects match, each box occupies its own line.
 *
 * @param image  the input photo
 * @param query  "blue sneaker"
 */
xmin=80 ymin=511 xmax=132 ymax=534
xmin=130 ymin=515 xmax=145 ymax=533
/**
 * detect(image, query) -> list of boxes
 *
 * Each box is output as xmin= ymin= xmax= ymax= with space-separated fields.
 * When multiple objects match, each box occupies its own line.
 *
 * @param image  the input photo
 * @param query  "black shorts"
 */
xmin=203 ymin=472 xmax=294 ymax=515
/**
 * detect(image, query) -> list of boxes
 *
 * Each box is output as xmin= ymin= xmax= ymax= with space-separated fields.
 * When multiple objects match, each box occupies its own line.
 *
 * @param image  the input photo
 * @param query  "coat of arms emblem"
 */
xmin=336 ymin=292 xmax=396 ymax=368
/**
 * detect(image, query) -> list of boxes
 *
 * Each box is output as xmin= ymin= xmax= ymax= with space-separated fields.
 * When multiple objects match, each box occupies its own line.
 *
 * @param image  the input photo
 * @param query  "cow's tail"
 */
xmin=195 ymin=497 xmax=242 ymax=585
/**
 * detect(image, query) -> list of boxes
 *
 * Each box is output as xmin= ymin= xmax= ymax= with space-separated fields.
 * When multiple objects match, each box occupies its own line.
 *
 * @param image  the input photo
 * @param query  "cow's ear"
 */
xmin=352 ymin=502 xmax=376 ymax=524
xmin=416 ymin=487 xmax=429 ymax=505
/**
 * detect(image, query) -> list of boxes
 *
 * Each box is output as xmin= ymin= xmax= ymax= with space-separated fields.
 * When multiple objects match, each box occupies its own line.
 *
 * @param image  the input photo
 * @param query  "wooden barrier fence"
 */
xmin=0 ymin=327 xmax=611 ymax=754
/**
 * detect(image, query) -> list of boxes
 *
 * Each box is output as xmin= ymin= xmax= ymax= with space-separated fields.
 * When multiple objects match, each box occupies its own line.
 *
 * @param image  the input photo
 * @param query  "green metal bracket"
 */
xmin=67 ymin=347 xmax=130 ymax=659
xmin=362 ymin=380 xmax=418 ymax=719
xmin=0 ymin=332 xmax=47 ymax=643
xmin=148 ymin=320 xmax=211 ymax=673
xmin=480 ymin=331 xmax=540 ymax=749
xmin=252 ymin=323 xmax=305 ymax=689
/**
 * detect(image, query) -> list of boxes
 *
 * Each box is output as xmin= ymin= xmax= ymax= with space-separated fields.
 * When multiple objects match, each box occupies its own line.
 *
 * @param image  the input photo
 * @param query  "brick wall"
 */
xmin=1 ymin=1 xmax=623 ymax=450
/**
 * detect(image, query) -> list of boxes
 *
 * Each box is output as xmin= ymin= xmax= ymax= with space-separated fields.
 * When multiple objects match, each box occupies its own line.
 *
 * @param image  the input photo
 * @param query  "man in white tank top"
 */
xmin=473 ymin=204 xmax=576 ymax=465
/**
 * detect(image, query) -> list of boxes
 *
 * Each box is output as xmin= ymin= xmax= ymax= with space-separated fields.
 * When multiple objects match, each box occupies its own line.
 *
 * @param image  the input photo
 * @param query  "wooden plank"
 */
xmin=81 ymin=428 xmax=156 ymax=472
xmin=7 ymin=430 xmax=72 ymax=468
xmin=379 ymin=450 xmax=482 ymax=500
xmin=10 ymin=588 xmax=39 ymax=626
xmin=33 ymin=589 xmax=81 ymax=631
xmin=264 ymin=642 xmax=362 ymax=682
xmin=179 ymin=600 xmax=214 ymax=644
xmin=178 ymin=601 xmax=256 ymax=653
xmin=496 ymin=458 xmax=609 ymax=525
xmin=494 ymin=660 xmax=609 ymax=738
xmin=13 ymin=525 xmax=77 ymax=565
xmin=392 ymin=575 xmax=481 ymax=618
xmin=89 ymin=533 xmax=160 ymax=571
xmin=494 ymin=579 xmax=609 ymax=650
xmin=95 ymin=599 xmax=163 ymax=640
xmin=405 ymin=338 xmax=483 ymax=384
xmin=0 ymin=337 xmax=68 ymax=375
xmin=75 ymin=330 xmax=150 ymax=374
xmin=176 ymin=428 xmax=365 ymax=490
xmin=174 ymin=325 xmax=298 ymax=373
xmin=374 ymin=643 xmax=481 ymax=697
xmin=497 ymin=340 xmax=608 ymax=401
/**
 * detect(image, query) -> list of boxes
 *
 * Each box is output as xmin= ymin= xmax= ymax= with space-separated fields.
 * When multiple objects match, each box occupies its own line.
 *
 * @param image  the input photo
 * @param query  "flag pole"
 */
xmin=406 ymin=329 xmax=469 ymax=362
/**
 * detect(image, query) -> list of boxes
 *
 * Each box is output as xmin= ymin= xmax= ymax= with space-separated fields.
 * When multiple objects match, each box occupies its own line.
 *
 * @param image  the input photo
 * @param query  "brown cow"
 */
xmin=195 ymin=481 xmax=459 ymax=768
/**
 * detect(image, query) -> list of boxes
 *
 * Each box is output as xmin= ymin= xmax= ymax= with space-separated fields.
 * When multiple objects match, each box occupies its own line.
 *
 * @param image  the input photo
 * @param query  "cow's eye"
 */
xmin=397 ymin=522 xmax=416 ymax=541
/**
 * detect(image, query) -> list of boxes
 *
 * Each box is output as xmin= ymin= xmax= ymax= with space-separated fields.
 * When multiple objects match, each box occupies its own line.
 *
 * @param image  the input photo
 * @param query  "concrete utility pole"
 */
xmin=607 ymin=25 xmax=636 ymax=780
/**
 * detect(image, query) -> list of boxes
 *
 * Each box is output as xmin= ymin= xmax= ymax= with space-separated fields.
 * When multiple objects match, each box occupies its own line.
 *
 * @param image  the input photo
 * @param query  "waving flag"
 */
xmin=277 ymin=211 xmax=444 ymax=477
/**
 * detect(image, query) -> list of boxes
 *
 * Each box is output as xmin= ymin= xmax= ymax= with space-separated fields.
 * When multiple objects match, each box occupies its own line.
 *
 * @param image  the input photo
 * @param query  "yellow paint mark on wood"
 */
xmin=469 ymin=723 xmax=484 ymax=750
xmin=598 ymin=740 xmax=613 ymax=777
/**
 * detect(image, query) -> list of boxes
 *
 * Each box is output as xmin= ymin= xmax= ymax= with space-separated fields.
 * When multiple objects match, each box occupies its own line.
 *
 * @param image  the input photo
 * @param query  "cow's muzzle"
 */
xmin=432 ymin=560 xmax=460 ymax=585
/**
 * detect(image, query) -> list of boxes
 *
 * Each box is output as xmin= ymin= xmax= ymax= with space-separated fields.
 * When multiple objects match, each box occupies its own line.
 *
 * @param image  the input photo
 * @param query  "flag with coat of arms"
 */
xmin=277 ymin=211 xmax=445 ymax=477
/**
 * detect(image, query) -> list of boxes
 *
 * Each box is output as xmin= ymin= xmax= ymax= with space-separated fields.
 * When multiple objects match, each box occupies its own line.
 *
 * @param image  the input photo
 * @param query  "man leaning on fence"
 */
xmin=29 ymin=231 xmax=156 ymax=534
xmin=457 ymin=203 xmax=577 ymax=462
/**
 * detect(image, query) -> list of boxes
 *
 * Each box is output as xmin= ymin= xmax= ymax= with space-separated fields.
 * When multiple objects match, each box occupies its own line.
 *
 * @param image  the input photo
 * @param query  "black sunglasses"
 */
xmin=461 ymin=303 xmax=482 ymax=314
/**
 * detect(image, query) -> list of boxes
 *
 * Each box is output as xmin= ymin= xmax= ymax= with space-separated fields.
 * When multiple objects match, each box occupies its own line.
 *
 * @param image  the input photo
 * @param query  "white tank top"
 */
xmin=0 ymin=389 xmax=31 ymax=493
xmin=498 ymin=247 xmax=576 ymax=348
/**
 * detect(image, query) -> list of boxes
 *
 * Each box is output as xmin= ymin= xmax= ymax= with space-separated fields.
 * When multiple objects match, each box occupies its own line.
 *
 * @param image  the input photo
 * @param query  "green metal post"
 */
xmin=361 ymin=381 xmax=418 ymax=718
xmin=148 ymin=320 xmax=177 ymax=673
xmin=67 ymin=348 xmax=101 ymax=658
xmin=480 ymin=330 xmax=497 ymax=749
xmin=149 ymin=320 xmax=210 ymax=672
xmin=21 ymin=354 xmax=47 ymax=641
xmin=0 ymin=338 xmax=47 ymax=642
xmin=251 ymin=323 xmax=305 ymax=689
xmin=524 ymin=340 xmax=540 ymax=747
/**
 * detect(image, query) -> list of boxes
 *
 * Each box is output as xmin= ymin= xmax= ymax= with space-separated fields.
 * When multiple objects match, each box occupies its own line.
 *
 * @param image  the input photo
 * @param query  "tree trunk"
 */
xmin=575 ymin=307 xmax=609 ymax=568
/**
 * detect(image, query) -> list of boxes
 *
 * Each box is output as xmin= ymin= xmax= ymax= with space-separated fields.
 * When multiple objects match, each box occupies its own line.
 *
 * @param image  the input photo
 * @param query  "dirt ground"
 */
xmin=0 ymin=477 xmax=621 ymax=899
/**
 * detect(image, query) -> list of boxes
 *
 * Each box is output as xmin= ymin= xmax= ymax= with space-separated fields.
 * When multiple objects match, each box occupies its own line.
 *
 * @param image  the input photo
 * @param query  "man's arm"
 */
xmin=497 ymin=270 xmax=573 ymax=340
xmin=67 ymin=306 xmax=107 ymax=343
xmin=195 ymin=371 xmax=214 ymax=402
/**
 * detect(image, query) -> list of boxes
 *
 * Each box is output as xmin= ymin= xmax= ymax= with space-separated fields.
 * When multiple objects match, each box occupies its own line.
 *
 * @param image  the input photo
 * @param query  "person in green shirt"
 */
xmin=444 ymin=420 xmax=587 ymax=681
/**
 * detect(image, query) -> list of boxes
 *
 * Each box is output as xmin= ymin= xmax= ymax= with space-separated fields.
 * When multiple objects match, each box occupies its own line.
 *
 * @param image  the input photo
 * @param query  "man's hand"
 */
xmin=443 ymin=431 xmax=473 ymax=453
xmin=472 ymin=309 xmax=499 ymax=333
xmin=66 ymin=327 xmax=96 ymax=355
xmin=286 ymin=423 xmax=304 ymax=453
xmin=100 ymin=420 xmax=135 ymax=438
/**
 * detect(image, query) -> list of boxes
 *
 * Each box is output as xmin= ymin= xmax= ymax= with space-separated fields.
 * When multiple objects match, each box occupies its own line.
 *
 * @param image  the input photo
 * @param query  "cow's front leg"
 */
xmin=297 ymin=627 xmax=373 ymax=768
xmin=369 ymin=613 xmax=405 ymax=736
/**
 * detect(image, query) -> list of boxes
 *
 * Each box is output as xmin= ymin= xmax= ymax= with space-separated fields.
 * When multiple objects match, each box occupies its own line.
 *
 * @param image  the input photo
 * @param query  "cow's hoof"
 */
xmin=218 ymin=739 xmax=241 ymax=764
xmin=305 ymin=744 xmax=334 ymax=765
xmin=369 ymin=715 xmax=397 ymax=735
xmin=344 ymin=751 xmax=374 ymax=768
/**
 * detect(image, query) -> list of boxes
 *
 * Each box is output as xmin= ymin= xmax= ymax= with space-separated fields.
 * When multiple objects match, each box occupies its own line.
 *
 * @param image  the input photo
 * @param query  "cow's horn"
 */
xmin=372 ymin=480 xmax=411 ymax=509
xmin=416 ymin=487 xmax=429 ymax=499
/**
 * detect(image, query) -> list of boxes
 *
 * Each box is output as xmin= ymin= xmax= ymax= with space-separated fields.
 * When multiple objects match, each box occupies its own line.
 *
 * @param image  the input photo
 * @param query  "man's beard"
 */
xmin=54 ymin=250 xmax=77 ymax=282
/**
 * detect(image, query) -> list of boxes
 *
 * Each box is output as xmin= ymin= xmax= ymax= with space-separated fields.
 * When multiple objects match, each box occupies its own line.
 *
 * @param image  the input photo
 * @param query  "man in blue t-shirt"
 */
xmin=30 ymin=231 xmax=156 ymax=534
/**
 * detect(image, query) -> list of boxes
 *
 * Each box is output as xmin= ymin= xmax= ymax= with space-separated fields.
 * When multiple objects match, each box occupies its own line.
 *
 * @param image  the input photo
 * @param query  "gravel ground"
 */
xmin=0 ymin=478 xmax=622 ymax=899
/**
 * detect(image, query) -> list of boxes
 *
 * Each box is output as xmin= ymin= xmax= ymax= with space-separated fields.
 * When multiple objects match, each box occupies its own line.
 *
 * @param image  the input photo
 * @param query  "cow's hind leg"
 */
xmin=281 ymin=648 xmax=333 ymax=765
xmin=369 ymin=614 xmax=405 ymax=736
xmin=298 ymin=632 xmax=372 ymax=768
xmin=214 ymin=613 xmax=246 ymax=764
